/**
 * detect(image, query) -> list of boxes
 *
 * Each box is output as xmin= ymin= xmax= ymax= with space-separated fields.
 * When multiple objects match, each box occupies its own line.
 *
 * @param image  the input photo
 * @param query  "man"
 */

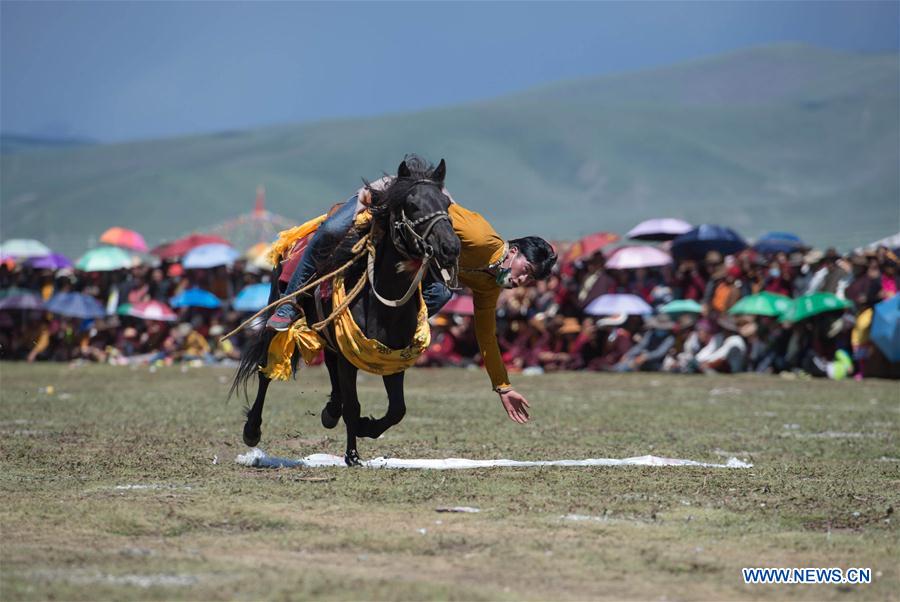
xmin=267 ymin=156 xmax=557 ymax=424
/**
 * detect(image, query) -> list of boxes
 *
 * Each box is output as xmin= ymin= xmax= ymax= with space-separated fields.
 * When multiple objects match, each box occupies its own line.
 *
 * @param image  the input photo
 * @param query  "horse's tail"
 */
xmin=229 ymin=265 xmax=285 ymax=400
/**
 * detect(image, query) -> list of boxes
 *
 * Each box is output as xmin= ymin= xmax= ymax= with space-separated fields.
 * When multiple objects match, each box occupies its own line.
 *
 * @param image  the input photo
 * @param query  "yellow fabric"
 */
xmin=266 ymin=213 xmax=329 ymax=268
xmin=852 ymin=307 xmax=873 ymax=348
xmin=261 ymin=319 xmax=326 ymax=380
xmin=331 ymin=272 xmax=430 ymax=375
xmin=449 ymin=204 xmax=511 ymax=389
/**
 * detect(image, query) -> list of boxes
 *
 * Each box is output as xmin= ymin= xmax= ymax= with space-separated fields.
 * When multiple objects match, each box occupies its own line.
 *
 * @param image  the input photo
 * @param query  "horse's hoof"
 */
xmin=243 ymin=423 xmax=261 ymax=447
xmin=321 ymin=406 xmax=341 ymax=429
xmin=344 ymin=449 xmax=362 ymax=467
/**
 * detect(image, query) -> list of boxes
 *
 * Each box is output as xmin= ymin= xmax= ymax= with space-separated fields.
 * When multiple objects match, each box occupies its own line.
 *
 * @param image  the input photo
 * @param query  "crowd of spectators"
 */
xmin=1 ymin=240 xmax=898 ymax=380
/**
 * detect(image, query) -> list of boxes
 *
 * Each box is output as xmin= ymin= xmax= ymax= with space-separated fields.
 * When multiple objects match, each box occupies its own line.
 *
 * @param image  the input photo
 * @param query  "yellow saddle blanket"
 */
xmin=261 ymin=214 xmax=431 ymax=380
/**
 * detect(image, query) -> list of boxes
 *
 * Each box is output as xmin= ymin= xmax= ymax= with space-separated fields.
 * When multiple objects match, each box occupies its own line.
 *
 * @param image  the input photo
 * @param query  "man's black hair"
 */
xmin=509 ymin=236 xmax=557 ymax=281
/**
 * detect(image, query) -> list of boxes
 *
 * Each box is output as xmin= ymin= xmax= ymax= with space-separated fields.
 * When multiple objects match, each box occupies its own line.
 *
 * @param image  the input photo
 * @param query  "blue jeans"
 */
xmin=285 ymin=196 xmax=453 ymax=317
xmin=285 ymin=198 xmax=359 ymax=294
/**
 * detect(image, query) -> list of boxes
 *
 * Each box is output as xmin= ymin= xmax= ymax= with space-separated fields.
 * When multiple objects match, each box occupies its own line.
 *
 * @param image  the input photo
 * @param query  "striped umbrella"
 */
xmin=100 ymin=227 xmax=148 ymax=253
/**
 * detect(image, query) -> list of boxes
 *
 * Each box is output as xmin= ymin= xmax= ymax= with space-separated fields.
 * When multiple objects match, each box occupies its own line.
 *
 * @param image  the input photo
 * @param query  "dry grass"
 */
xmin=0 ymin=362 xmax=897 ymax=600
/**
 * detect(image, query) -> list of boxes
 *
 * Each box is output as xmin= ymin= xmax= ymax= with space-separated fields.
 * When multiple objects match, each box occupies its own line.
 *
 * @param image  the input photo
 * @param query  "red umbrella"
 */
xmin=100 ymin=227 xmax=148 ymax=253
xmin=564 ymin=232 xmax=619 ymax=263
xmin=440 ymin=294 xmax=474 ymax=316
xmin=127 ymin=300 xmax=178 ymax=322
xmin=151 ymin=234 xmax=231 ymax=260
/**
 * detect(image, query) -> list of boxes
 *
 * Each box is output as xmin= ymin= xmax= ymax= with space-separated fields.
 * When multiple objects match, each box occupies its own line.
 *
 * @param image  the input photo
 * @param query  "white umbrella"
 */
xmin=0 ymin=238 xmax=52 ymax=258
xmin=605 ymin=245 xmax=673 ymax=270
xmin=584 ymin=294 xmax=653 ymax=316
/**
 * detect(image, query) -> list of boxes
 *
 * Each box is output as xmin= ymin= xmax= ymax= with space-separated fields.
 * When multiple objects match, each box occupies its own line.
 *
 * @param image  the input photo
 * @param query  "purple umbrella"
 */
xmin=605 ymin=246 xmax=673 ymax=270
xmin=0 ymin=293 xmax=45 ymax=311
xmin=627 ymin=218 xmax=692 ymax=242
xmin=584 ymin=294 xmax=653 ymax=316
xmin=27 ymin=253 xmax=73 ymax=270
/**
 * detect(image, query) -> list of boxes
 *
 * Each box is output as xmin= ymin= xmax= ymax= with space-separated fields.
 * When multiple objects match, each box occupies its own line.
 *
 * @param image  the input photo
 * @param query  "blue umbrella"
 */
xmin=182 ymin=243 xmax=239 ymax=269
xmin=753 ymin=232 xmax=806 ymax=255
xmin=233 ymin=283 xmax=272 ymax=312
xmin=170 ymin=287 xmax=222 ymax=309
xmin=671 ymin=224 xmax=747 ymax=260
xmin=870 ymin=295 xmax=900 ymax=362
xmin=45 ymin=292 xmax=106 ymax=319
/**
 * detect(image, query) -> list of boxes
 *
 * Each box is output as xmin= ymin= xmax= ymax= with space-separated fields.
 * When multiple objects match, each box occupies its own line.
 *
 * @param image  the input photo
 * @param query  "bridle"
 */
xmin=367 ymin=178 xmax=457 ymax=308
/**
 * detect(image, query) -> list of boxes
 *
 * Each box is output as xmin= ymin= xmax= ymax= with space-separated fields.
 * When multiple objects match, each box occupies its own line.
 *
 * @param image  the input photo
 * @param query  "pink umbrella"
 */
xmin=605 ymin=245 xmax=673 ymax=270
xmin=627 ymin=218 xmax=692 ymax=242
xmin=100 ymin=227 xmax=148 ymax=253
xmin=440 ymin=294 xmax=474 ymax=316
xmin=127 ymin=300 xmax=178 ymax=322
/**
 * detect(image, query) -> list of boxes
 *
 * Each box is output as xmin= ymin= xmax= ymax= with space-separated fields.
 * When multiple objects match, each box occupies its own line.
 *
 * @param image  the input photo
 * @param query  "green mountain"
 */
xmin=1 ymin=44 xmax=897 ymax=257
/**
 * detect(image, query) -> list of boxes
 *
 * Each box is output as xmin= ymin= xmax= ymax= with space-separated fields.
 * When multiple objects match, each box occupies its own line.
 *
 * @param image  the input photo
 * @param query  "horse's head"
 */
xmin=370 ymin=156 xmax=461 ymax=278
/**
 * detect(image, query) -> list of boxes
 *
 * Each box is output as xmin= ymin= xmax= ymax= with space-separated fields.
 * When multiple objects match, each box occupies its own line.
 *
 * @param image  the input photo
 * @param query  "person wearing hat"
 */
xmin=613 ymin=314 xmax=675 ymax=372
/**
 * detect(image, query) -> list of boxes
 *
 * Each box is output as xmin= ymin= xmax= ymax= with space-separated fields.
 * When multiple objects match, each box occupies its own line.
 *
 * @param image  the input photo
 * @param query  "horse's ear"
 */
xmin=397 ymin=160 xmax=411 ymax=179
xmin=432 ymin=159 xmax=446 ymax=184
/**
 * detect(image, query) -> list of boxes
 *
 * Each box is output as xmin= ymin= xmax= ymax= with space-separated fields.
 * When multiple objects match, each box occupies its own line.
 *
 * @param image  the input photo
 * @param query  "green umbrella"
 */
xmin=659 ymin=299 xmax=703 ymax=314
xmin=0 ymin=238 xmax=51 ymax=258
xmin=779 ymin=293 xmax=853 ymax=323
xmin=117 ymin=303 xmax=132 ymax=316
xmin=76 ymin=246 xmax=133 ymax=272
xmin=728 ymin=292 xmax=792 ymax=317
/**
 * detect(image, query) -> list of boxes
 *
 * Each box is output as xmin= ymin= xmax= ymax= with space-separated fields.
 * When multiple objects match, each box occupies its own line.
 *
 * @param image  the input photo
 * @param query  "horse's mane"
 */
xmin=366 ymin=155 xmax=438 ymax=221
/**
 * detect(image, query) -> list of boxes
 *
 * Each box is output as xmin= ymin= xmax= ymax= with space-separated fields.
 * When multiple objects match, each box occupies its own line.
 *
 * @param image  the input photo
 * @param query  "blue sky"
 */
xmin=2 ymin=1 xmax=898 ymax=142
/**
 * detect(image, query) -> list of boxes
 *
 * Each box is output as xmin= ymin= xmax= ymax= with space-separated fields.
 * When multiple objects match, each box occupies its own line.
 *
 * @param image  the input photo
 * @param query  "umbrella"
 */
xmin=27 ymin=253 xmax=73 ymax=270
xmin=671 ymin=225 xmax=747 ymax=260
xmin=45 ymin=292 xmax=106 ymax=319
xmin=170 ymin=287 xmax=222 ymax=309
xmin=0 ymin=292 xmax=45 ymax=311
xmin=182 ymin=243 xmax=239 ymax=269
xmin=151 ymin=234 xmax=231 ymax=260
xmin=870 ymin=295 xmax=900 ymax=362
xmin=233 ymin=283 xmax=272 ymax=312
xmin=127 ymin=300 xmax=177 ymax=322
xmin=728 ymin=292 xmax=792 ymax=317
xmin=779 ymin=293 xmax=852 ymax=324
xmin=117 ymin=303 xmax=132 ymax=316
xmin=564 ymin=232 xmax=619 ymax=263
xmin=584 ymin=294 xmax=653 ymax=316
xmin=659 ymin=299 xmax=703 ymax=314
xmin=0 ymin=286 xmax=38 ymax=299
xmin=605 ymin=246 xmax=672 ymax=270
xmin=0 ymin=238 xmax=52 ymax=258
xmin=753 ymin=232 xmax=807 ymax=255
xmin=76 ymin=246 xmax=133 ymax=272
xmin=627 ymin=218 xmax=692 ymax=242
xmin=440 ymin=294 xmax=475 ymax=316
xmin=869 ymin=295 xmax=900 ymax=362
xmin=100 ymin=227 xmax=148 ymax=253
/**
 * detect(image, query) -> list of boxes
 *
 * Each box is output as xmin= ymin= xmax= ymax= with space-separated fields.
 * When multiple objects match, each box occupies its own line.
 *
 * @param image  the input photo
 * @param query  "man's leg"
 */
xmin=422 ymin=278 xmax=453 ymax=317
xmin=267 ymin=199 xmax=358 ymax=331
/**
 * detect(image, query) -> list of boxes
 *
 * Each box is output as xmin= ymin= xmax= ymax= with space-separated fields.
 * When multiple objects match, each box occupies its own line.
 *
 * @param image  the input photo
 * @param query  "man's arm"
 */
xmin=472 ymin=289 xmax=529 ymax=423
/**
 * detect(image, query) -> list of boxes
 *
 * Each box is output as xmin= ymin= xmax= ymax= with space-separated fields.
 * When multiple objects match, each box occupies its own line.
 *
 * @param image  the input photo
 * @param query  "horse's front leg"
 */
xmin=358 ymin=371 xmax=406 ymax=439
xmin=320 ymin=350 xmax=343 ymax=429
xmin=336 ymin=358 xmax=362 ymax=466
xmin=243 ymin=374 xmax=270 ymax=447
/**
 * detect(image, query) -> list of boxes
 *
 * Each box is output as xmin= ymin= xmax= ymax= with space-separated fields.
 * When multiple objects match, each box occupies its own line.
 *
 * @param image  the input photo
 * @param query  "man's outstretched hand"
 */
xmin=499 ymin=389 xmax=530 ymax=424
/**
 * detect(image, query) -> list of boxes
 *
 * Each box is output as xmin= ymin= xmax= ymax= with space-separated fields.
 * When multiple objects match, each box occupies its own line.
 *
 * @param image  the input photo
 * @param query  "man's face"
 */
xmin=499 ymin=247 xmax=536 ymax=289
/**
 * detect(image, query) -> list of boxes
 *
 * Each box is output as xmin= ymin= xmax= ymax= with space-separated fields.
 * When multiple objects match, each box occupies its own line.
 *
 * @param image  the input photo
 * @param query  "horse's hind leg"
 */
xmin=358 ymin=372 xmax=406 ymax=439
xmin=243 ymin=374 xmax=270 ymax=447
xmin=335 ymin=357 xmax=361 ymax=466
xmin=321 ymin=350 xmax=343 ymax=429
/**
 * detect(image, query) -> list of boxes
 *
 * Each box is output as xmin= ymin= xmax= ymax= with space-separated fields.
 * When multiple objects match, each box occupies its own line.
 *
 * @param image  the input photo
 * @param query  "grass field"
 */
xmin=0 ymin=362 xmax=897 ymax=601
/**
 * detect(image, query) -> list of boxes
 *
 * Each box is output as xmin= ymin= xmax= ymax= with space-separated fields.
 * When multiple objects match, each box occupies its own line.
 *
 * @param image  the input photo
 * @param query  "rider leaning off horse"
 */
xmin=267 ymin=155 xmax=557 ymax=424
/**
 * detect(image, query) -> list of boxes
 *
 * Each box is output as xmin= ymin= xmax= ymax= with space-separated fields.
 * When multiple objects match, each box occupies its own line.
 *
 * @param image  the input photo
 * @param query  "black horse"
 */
xmin=231 ymin=158 xmax=461 ymax=465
